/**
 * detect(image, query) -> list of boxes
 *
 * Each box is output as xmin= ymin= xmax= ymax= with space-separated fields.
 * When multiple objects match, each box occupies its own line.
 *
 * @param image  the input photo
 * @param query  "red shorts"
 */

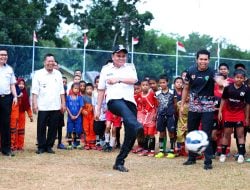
xmin=143 ymin=126 xmax=157 ymax=136
xmin=106 ymin=110 xmax=122 ymax=127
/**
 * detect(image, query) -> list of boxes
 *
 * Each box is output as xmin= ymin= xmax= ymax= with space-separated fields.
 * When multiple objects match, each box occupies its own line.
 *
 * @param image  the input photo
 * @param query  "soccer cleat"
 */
xmin=67 ymin=145 xmax=73 ymax=150
xmin=155 ymin=152 xmax=165 ymax=158
xmin=76 ymin=145 xmax=83 ymax=150
xmin=57 ymin=143 xmax=66 ymax=149
xmin=103 ymin=143 xmax=113 ymax=152
xmin=84 ymin=144 xmax=90 ymax=150
xmin=237 ymin=155 xmax=244 ymax=164
xmin=138 ymin=150 xmax=148 ymax=156
xmin=166 ymin=153 xmax=175 ymax=159
xmin=219 ymin=154 xmax=226 ymax=163
xmin=132 ymin=146 xmax=143 ymax=153
xmin=147 ymin=152 xmax=155 ymax=157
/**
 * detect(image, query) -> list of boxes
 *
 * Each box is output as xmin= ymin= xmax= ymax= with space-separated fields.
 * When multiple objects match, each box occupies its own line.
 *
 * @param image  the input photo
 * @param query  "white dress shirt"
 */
xmin=0 ymin=64 xmax=16 ymax=95
xmin=98 ymin=62 xmax=138 ymax=104
xmin=32 ymin=68 xmax=64 ymax=111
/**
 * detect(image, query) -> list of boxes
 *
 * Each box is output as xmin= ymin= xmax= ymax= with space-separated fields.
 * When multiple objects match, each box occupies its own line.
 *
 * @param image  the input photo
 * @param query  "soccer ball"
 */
xmin=185 ymin=130 xmax=209 ymax=153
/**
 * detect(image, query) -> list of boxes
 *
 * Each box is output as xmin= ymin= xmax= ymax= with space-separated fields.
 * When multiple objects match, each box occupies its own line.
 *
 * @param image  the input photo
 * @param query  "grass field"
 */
xmin=1 ymin=117 xmax=250 ymax=190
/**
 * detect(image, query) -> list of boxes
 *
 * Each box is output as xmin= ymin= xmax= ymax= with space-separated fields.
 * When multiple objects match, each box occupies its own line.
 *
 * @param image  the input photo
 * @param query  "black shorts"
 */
xmin=212 ymin=119 xmax=223 ymax=130
xmin=94 ymin=120 xmax=106 ymax=136
xmin=157 ymin=115 xmax=176 ymax=133
xmin=223 ymin=121 xmax=244 ymax=128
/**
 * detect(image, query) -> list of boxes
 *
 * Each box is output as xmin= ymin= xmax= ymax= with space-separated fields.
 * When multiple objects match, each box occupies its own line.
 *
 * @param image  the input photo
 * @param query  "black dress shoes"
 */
xmin=204 ymin=164 xmax=213 ymax=170
xmin=183 ymin=160 xmax=196 ymax=165
xmin=46 ymin=148 xmax=55 ymax=154
xmin=113 ymin=165 xmax=129 ymax=172
xmin=2 ymin=151 xmax=15 ymax=157
xmin=36 ymin=148 xmax=46 ymax=154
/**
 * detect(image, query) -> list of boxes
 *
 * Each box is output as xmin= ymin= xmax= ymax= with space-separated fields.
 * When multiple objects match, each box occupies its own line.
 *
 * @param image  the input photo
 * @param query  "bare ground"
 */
xmin=0 ymin=117 xmax=250 ymax=190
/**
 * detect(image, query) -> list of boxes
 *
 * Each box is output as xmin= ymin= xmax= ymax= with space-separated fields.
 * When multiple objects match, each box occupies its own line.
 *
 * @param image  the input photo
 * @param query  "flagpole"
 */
xmin=217 ymin=40 xmax=220 ymax=68
xmin=83 ymin=43 xmax=86 ymax=80
xmin=131 ymin=37 xmax=134 ymax=64
xmin=175 ymin=41 xmax=178 ymax=77
xmin=82 ymin=30 xmax=88 ymax=80
xmin=32 ymin=31 xmax=36 ymax=77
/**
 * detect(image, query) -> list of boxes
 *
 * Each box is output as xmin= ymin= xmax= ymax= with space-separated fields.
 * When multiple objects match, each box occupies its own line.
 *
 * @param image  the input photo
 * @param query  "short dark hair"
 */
xmin=94 ymin=75 xmax=100 ymax=83
xmin=134 ymin=81 xmax=141 ymax=86
xmin=43 ymin=53 xmax=54 ymax=61
xmin=74 ymin=69 xmax=82 ymax=75
xmin=234 ymin=69 xmax=246 ymax=77
xmin=0 ymin=47 xmax=8 ymax=53
xmin=148 ymin=76 xmax=158 ymax=82
xmin=159 ymin=74 xmax=169 ymax=82
xmin=174 ymin=76 xmax=183 ymax=83
xmin=71 ymin=82 xmax=80 ymax=89
xmin=234 ymin=63 xmax=246 ymax=70
xmin=219 ymin=63 xmax=229 ymax=70
xmin=196 ymin=49 xmax=210 ymax=59
xmin=80 ymin=80 xmax=86 ymax=84
xmin=85 ymin=82 xmax=94 ymax=89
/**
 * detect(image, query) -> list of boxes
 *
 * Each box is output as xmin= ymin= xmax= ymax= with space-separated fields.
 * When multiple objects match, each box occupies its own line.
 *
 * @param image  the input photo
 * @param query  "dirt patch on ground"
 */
xmin=0 ymin=117 xmax=250 ymax=190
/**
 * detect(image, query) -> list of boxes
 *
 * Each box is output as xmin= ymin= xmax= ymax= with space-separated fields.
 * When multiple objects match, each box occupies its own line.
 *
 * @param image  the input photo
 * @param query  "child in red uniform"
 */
xmin=103 ymin=111 xmax=122 ymax=151
xmin=136 ymin=79 xmax=158 ymax=157
xmin=82 ymin=83 xmax=95 ymax=149
xmin=213 ymin=63 xmax=234 ymax=157
xmin=218 ymin=69 xmax=250 ymax=163
xmin=17 ymin=78 xmax=33 ymax=150
xmin=131 ymin=81 xmax=144 ymax=153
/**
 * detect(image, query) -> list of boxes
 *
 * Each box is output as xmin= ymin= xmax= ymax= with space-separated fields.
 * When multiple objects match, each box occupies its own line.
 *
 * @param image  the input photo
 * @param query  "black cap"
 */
xmin=112 ymin=44 xmax=128 ymax=54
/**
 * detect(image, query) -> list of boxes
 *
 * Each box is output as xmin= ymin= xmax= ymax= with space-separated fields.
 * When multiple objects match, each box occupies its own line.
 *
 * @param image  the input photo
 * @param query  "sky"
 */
xmin=137 ymin=0 xmax=250 ymax=50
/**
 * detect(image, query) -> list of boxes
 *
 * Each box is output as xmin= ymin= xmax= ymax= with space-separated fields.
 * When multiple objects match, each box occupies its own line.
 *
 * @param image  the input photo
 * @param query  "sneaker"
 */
xmin=84 ymin=144 xmax=90 ymax=150
xmin=66 ymin=145 xmax=73 ymax=150
xmin=57 ymin=143 xmax=66 ymax=149
xmin=234 ymin=153 xmax=239 ymax=160
xmin=237 ymin=155 xmax=244 ymax=164
xmin=165 ymin=148 xmax=174 ymax=154
xmin=219 ymin=154 xmax=226 ymax=163
xmin=166 ymin=153 xmax=175 ymax=159
xmin=147 ymin=152 xmax=155 ymax=157
xmin=155 ymin=152 xmax=165 ymax=158
xmin=132 ymin=146 xmax=143 ymax=153
xmin=96 ymin=144 xmax=102 ymax=151
xmin=138 ymin=150 xmax=148 ymax=156
xmin=76 ymin=145 xmax=83 ymax=150
xmin=103 ymin=143 xmax=112 ymax=152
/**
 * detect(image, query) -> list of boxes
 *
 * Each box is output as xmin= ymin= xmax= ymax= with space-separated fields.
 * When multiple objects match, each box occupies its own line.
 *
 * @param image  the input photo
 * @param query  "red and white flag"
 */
xmin=33 ymin=31 xmax=38 ymax=43
xmin=132 ymin=37 xmax=139 ymax=45
xmin=83 ymin=33 xmax=88 ymax=48
xmin=177 ymin=41 xmax=186 ymax=52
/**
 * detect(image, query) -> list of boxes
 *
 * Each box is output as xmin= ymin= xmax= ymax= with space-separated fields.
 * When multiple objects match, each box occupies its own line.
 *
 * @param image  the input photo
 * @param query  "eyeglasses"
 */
xmin=0 ymin=54 xmax=8 ymax=56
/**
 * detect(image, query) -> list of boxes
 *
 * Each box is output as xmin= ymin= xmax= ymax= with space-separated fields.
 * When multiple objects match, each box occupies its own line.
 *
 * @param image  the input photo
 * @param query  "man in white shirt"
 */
xmin=32 ymin=53 xmax=66 ymax=154
xmin=0 ymin=48 xmax=18 ymax=157
xmin=95 ymin=45 xmax=144 ymax=172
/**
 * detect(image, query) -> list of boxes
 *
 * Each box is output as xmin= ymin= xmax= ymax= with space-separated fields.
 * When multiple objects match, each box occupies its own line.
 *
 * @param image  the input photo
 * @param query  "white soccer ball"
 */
xmin=185 ymin=130 xmax=209 ymax=153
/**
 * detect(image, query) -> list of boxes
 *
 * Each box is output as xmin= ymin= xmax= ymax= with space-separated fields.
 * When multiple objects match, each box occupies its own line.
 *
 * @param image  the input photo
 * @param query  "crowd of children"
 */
xmin=10 ymin=62 xmax=250 ymax=165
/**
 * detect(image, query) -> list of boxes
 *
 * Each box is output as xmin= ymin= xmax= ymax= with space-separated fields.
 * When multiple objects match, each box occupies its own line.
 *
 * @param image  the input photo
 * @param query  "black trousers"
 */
xmin=0 ymin=94 xmax=12 ymax=153
xmin=37 ymin=110 xmax=61 ymax=150
xmin=187 ymin=111 xmax=214 ymax=165
xmin=108 ymin=99 xmax=142 ymax=166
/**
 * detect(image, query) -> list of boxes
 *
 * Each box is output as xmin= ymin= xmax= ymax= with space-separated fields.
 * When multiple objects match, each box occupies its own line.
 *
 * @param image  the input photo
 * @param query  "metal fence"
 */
xmin=1 ymin=44 xmax=250 ymax=83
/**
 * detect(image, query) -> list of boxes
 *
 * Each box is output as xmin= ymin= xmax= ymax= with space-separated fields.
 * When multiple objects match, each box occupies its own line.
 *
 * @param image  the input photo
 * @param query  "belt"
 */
xmin=0 ymin=94 xmax=11 ymax=98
